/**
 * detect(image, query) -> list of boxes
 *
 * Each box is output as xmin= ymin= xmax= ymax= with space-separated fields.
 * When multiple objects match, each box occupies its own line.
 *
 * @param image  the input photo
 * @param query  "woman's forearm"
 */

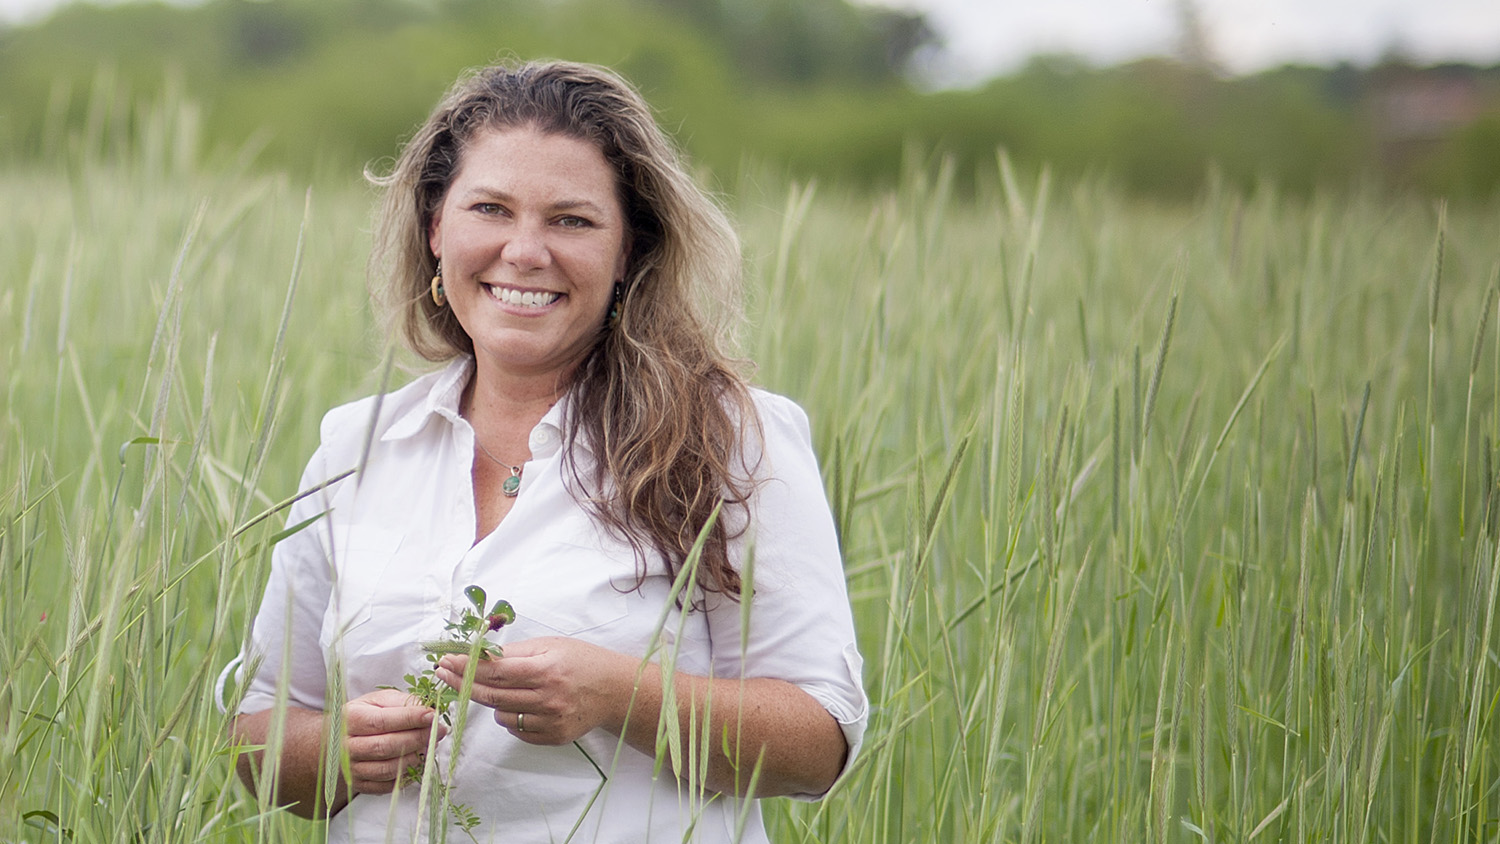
xmin=231 ymin=707 xmax=349 ymax=819
xmin=608 ymin=666 xmax=848 ymax=798
xmin=437 ymin=639 xmax=849 ymax=798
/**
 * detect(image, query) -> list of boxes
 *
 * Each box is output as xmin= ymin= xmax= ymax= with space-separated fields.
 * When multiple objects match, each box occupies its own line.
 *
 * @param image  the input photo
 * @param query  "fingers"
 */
xmin=346 ymin=690 xmax=441 ymax=737
xmin=428 ymin=655 xmax=552 ymax=744
xmin=433 ymin=654 xmax=545 ymax=713
xmin=346 ymin=724 xmax=444 ymax=794
xmin=342 ymin=690 xmax=447 ymax=796
xmin=348 ymin=749 xmax=427 ymax=794
xmin=492 ymin=707 xmax=566 ymax=745
xmin=432 ymin=637 xmax=632 ymax=746
xmin=346 ymin=722 xmax=442 ymax=761
xmin=433 ymin=636 xmax=568 ymax=692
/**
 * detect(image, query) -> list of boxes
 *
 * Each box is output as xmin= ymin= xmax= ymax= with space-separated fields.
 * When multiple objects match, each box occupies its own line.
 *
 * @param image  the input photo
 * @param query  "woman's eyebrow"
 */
xmin=552 ymin=199 xmax=608 ymax=215
xmin=458 ymin=185 xmax=514 ymax=203
xmin=460 ymin=186 xmax=609 ymax=216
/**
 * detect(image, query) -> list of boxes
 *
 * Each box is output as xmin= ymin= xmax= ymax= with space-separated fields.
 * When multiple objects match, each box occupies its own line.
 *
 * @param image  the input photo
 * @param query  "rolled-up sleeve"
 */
xmin=707 ymin=392 xmax=869 ymax=798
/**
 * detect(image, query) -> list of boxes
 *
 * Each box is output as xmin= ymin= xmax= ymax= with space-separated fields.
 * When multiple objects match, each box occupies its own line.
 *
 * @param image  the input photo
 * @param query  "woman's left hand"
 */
xmin=434 ymin=637 xmax=631 ymax=745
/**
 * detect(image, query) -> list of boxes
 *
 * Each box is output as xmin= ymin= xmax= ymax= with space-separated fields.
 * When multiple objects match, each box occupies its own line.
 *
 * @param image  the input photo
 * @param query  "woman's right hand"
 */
xmin=343 ymin=688 xmax=447 ymax=795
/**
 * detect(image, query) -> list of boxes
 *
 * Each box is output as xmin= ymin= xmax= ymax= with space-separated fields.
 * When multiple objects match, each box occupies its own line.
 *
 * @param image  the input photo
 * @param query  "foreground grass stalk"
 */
xmin=5 ymin=122 xmax=1500 ymax=842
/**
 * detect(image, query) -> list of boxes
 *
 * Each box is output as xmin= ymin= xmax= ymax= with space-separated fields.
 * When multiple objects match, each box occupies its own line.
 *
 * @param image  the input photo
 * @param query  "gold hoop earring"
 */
xmin=430 ymin=261 xmax=446 ymax=307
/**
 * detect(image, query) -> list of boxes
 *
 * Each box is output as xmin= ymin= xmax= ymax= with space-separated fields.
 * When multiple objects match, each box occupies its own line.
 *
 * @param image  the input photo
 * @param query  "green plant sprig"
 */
xmin=382 ymin=585 xmax=514 ymax=842
xmin=407 ymin=586 xmax=514 ymax=725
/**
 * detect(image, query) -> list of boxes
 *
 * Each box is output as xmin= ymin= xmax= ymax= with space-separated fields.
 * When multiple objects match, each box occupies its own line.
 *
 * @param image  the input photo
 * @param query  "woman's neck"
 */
xmin=461 ymin=357 xmax=570 ymax=431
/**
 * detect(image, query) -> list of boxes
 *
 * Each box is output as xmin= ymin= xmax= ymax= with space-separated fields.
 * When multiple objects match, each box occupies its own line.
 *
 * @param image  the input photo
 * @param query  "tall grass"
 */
xmin=3 ymin=100 xmax=1498 ymax=842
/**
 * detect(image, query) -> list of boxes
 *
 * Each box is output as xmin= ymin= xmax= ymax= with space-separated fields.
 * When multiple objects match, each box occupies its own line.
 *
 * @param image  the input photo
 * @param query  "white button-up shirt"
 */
xmin=234 ymin=358 xmax=867 ymax=843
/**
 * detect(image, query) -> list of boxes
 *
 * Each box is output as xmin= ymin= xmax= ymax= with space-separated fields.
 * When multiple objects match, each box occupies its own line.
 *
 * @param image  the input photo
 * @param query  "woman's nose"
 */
xmin=501 ymin=224 xmax=551 ymax=271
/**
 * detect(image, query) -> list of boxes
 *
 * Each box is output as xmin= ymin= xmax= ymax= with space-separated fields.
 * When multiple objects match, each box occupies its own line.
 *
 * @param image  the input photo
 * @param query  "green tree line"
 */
xmin=1 ymin=0 xmax=1497 ymax=198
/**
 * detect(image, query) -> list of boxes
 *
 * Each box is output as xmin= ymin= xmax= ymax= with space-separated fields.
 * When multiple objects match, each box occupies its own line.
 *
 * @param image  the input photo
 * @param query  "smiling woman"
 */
xmin=225 ymin=60 xmax=868 ymax=843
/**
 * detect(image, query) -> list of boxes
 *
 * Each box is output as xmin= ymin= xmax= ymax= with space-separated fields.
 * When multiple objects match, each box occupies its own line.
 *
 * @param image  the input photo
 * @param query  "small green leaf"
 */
xmin=265 ymin=511 xmax=328 ymax=547
xmin=464 ymin=585 xmax=487 ymax=613
xmin=487 ymin=599 xmax=515 ymax=625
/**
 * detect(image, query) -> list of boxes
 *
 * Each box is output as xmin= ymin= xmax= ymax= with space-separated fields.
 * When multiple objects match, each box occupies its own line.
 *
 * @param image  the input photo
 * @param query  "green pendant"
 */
xmin=502 ymin=473 xmax=522 ymax=497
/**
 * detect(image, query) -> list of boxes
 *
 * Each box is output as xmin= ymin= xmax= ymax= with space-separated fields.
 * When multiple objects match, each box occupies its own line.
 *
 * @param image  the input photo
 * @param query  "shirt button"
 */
xmin=529 ymin=426 xmax=555 ymax=450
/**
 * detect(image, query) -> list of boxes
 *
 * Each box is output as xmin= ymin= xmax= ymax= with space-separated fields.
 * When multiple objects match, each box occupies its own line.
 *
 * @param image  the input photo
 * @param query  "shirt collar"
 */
xmin=528 ymin=399 xmax=568 ymax=459
xmin=379 ymin=357 xmax=581 ymax=457
xmin=381 ymin=357 xmax=472 ymax=442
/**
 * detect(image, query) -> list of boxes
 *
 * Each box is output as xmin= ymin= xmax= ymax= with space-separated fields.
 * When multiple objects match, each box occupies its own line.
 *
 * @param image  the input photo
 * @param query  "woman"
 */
xmin=230 ymin=60 xmax=867 ymax=842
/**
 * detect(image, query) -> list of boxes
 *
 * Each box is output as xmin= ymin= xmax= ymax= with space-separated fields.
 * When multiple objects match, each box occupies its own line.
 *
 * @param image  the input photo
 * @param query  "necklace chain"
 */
xmin=473 ymin=435 xmax=524 ymax=497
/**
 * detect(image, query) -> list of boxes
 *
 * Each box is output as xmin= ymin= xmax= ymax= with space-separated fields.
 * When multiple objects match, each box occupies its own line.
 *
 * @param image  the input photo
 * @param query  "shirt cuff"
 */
xmin=786 ymin=642 xmax=869 ymax=801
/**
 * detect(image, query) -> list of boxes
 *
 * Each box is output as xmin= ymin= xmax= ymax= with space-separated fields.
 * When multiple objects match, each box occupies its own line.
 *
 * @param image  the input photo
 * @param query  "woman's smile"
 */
xmin=483 ymin=283 xmax=563 ymax=310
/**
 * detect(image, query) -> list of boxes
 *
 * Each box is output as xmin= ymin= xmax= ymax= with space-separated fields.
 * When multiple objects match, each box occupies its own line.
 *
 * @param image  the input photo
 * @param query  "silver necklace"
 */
xmin=473 ymin=436 xmax=524 ymax=497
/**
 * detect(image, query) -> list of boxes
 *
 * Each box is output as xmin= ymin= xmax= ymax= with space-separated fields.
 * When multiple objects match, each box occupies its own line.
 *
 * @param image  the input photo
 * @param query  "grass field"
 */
xmin=3 ymin=105 xmax=1500 ymax=842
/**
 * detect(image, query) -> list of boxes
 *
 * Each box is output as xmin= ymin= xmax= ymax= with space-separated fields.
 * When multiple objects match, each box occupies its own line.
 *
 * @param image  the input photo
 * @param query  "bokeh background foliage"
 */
xmin=1 ymin=0 xmax=1499 ymax=199
xmin=4 ymin=1 xmax=1500 ymax=841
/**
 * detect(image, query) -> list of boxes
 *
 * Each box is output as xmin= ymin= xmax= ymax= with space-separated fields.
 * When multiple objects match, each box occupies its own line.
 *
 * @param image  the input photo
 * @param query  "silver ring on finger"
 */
xmin=517 ymin=712 xmax=526 ymax=733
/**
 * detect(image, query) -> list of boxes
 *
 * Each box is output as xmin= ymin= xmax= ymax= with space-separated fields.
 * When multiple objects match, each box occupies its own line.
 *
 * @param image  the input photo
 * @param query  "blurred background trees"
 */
xmin=0 ymin=0 xmax=1496 ymax=198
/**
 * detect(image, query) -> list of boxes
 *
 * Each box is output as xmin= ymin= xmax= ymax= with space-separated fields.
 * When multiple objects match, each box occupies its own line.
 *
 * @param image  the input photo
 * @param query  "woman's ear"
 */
xmin=428 ymin=206 xmax=444 ymax=257
xmin=614 ymin=230 xmax=631 ymax=281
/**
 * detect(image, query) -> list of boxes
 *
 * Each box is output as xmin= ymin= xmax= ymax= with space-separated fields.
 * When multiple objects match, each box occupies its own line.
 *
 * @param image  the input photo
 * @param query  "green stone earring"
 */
xmin=608 ymin=280 xmax=623 ymax=324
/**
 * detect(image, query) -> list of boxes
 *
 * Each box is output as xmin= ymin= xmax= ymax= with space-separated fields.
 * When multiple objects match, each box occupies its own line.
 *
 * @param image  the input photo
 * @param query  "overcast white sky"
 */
xmin=2 ymin=0 xmax=1498 ymax=84
xmin=873 ymin=0 xmax=1500 ymax=83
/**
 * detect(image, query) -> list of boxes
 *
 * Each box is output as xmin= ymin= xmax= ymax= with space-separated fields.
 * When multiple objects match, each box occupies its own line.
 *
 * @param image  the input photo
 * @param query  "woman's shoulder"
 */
xmin=736 ymin=386 xmax=824 ymax=484
xmin=745 ymin=386 xmax=813 ymax=443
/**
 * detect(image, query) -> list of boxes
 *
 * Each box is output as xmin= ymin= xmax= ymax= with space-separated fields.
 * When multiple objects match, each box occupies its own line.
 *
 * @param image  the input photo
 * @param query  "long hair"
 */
xmin=368 ymin=60 xmax=757 ymax=598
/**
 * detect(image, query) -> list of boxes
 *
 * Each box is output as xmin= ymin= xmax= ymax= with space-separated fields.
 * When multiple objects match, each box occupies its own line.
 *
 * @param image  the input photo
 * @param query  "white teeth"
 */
xmin=487 ymin=286 xmax=560 ymax=308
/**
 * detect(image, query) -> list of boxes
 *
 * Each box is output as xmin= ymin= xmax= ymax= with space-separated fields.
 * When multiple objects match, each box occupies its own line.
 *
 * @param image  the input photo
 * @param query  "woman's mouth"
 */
xmin=485 ymin=284 xmax=561 ymax=308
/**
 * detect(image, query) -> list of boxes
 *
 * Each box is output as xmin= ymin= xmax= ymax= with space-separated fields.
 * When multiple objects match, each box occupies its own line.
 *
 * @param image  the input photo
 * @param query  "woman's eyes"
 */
xmin=468 ymin=205 xmax=592 ymax=229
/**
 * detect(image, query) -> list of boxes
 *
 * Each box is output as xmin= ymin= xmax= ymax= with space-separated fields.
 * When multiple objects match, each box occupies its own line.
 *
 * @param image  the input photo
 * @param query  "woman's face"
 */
xmin=429 ymin=125 xmax=629 ymax=383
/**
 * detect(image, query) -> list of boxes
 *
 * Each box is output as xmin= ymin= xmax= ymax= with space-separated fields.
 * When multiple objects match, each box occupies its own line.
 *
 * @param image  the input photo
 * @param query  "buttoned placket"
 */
xmin=443 ymin=411 xmax=567 ymax=614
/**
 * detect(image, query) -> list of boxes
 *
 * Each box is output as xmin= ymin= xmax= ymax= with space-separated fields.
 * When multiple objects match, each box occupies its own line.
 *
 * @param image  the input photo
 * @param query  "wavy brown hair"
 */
xmin=368 ymin=60 xmax=757 ymax=598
